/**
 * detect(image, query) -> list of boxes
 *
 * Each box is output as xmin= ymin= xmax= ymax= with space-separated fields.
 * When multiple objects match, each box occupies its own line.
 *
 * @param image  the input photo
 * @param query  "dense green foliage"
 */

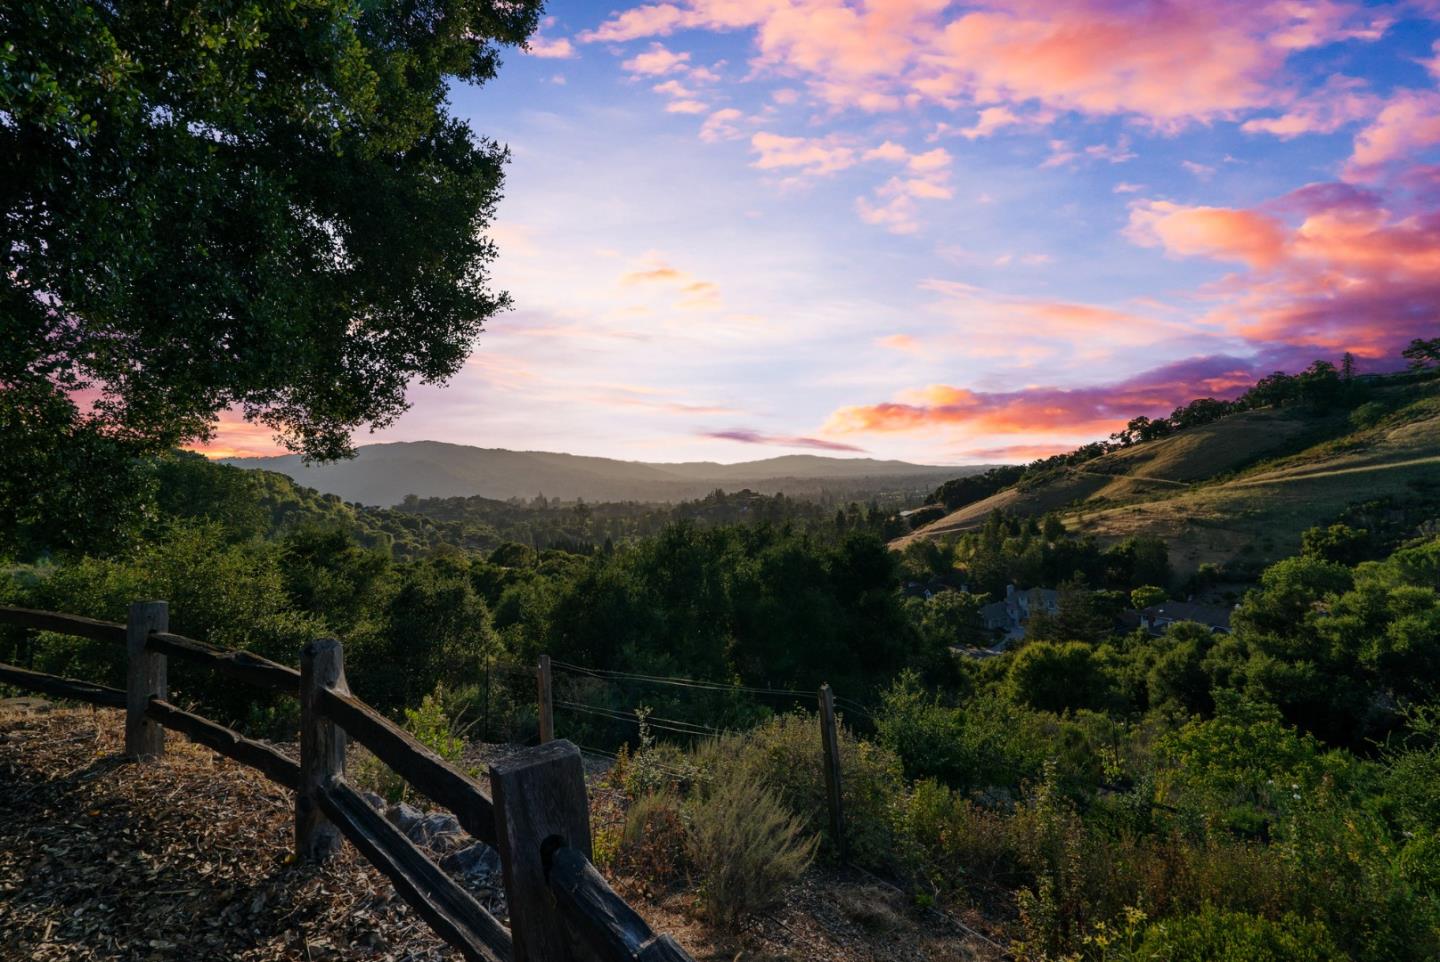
xmin=2 ymin=415 xmax=1437 ymax=960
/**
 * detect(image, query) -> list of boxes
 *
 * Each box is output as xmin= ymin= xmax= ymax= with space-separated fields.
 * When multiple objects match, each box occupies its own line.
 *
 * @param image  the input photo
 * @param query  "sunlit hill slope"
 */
xmin=896 ymin=373 xmax=1440 ymax=576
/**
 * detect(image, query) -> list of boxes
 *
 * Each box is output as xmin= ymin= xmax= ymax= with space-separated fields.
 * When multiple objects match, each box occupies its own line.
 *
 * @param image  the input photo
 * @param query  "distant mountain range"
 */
xmin=221 ymin=441 xmax=980 ymax=506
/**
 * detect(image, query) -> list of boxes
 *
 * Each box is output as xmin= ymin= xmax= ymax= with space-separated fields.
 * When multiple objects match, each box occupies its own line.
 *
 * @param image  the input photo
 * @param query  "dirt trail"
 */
xmin=1226 ymin=454 xmax=1440 ymax=488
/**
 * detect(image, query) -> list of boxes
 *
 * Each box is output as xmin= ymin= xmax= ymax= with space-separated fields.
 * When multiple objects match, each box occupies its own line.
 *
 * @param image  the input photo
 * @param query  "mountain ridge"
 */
xmin=221 ymin=440 xmax=981 ymax=506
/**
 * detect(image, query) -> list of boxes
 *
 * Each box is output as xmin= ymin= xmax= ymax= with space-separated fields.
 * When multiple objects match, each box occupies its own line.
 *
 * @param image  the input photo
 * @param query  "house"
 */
xmin=979 ymin=584 xmax=1060 ymax=643
xmin=1138 ymin=600 xmax=1234 ymax=634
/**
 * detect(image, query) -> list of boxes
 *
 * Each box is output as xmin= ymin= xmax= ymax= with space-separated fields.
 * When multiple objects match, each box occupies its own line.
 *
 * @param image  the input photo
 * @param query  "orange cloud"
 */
xmin=186 ymin=410 xmax=287 ymax=460
xmin=1127 ymin=201 xmax=1288 ymax=268
xmin=622 ymin=265 xmax=686 ymax=284
xmin=620 ymin=260 xmax=725 ymax=311
xmin=877 ymin=333 xmax=922 ymax=352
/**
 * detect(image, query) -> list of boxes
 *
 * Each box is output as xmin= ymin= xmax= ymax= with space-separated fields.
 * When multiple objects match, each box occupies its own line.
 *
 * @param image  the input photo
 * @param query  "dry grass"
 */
xmin=896 ymin=382 xmax=1440 ymax=575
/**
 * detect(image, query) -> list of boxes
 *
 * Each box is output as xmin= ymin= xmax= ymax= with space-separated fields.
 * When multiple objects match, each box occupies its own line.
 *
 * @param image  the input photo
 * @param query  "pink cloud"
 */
xmin=1128 ymin=178 xmax=1440 ymax=357
xmin=585 ymin=1 xmax=1389 ymax=125
xmin=822 ymin=353 xmax=1271 ymax=440
xmin=963 ymin=443 xmax=1081 ymax=461
xmin=622 ymin=42 xmax=692 ymax=75
xmin=1240 ymin=75 xmax=1376 ymax=138
xmin=749 ymin=132 xmax=858 ymax=175
xmin=527 ymin=35 xmax=576 ymax=59
xmin=702 ymin=429 xmax=867 ymax=453
xmin=919 ymin=279 xmax=1191 ymax=349
xmin=959 ymin=105 xmax=1023 ymax=139
xmin=1346 ymin=89 xmax=1440 ymax=181
xmin=699 ymin=107 xmax=745 ymax=142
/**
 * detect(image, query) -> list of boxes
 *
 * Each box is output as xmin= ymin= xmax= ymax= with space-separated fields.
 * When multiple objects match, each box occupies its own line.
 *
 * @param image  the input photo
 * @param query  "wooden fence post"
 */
xmin=537 ymin=654 xmax=554 ymax=744
xmin=125 ymin=601 xmax=168 ymax=760
xmin=490 ymin=739 xmax=599 ymax=962
xmin=818 ymin=683 xmax=847 ymax=863
xmin=298 ymin=638 xmax=347 ymax=861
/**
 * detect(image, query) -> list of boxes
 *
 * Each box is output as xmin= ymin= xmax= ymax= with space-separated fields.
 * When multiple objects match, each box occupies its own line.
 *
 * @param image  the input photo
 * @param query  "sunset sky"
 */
xmin=203 ymin=0 xmax=1440 ymax=464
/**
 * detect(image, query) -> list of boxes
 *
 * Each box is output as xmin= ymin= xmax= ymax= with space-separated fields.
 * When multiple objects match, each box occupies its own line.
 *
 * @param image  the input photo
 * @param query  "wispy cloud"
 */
xmin=702 ymin=429 xmax=867 ymax=453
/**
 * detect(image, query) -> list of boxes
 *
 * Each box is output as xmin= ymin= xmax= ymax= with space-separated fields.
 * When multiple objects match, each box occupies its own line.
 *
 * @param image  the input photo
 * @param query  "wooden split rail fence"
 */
xmin=0 ymin=602 xmax=693 ymax=962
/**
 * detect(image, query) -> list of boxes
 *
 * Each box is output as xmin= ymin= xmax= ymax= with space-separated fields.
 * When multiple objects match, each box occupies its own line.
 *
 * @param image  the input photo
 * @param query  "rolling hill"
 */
xmin=222 ymin=442 xmax=977 ymax=506
xmin=896 ymin=374 xmax=1440 ymax=575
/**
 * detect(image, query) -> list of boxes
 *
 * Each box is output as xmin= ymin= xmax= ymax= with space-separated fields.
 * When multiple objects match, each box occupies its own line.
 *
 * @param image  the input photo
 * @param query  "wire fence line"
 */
xmin=541 ymin=657 xmax=880 ymax=745
xmin=552 ymin=698 xmax=743 ymax=740
xmin=549 ymin=660 xmax=819 ymax=700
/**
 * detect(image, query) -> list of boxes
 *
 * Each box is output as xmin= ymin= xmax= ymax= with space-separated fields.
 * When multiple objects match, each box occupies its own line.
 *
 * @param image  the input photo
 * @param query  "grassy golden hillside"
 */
xmin=896 ymin=376 xmax=1440 ymax=575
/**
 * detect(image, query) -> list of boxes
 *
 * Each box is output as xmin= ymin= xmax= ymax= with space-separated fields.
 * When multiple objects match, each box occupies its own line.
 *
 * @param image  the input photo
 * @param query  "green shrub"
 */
xmin=615 ymin=710 xmax=703 ymax=799
xmin=1007 ymin=641 xmax=1115 ymax=714
xmin=1125 ymin=907 xmax=1345 ymax=962
xmin=895 ymin=778 xmax=1023 ymax=898
xmin=698 ymin=712 xmax=903 ymax=870
xmin=687 ymin=764 xmax=818 ymax=924
xmin=878 ymin=674 xmax=1051 ymax=791
xmin=354 ymin=686 xmax=475 ymax=804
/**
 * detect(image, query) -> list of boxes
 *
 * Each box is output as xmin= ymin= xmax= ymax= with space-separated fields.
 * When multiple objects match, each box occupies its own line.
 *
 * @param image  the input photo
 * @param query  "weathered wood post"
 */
xmin=298 ymin=638 xmax=347 ymax=861
xmin=125 ymin=601 xmax=169 ymax=760
xmin=818 ymin=683 xmax=847 ymax=863
xmin=490 ymin=739 xmax=599 ymax=962
xmin=537 ymin=653 xmax=554 ymax=744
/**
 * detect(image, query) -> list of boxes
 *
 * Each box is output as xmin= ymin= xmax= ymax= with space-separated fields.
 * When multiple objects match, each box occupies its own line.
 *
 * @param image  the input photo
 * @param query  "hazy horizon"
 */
xmin=213 ymin=438 xmax=982 ymax=469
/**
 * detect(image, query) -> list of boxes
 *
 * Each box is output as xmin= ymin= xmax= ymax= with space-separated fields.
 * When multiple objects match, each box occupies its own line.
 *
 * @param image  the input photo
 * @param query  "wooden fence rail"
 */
xmin=0 ymin=603 xmax=697 ymax=962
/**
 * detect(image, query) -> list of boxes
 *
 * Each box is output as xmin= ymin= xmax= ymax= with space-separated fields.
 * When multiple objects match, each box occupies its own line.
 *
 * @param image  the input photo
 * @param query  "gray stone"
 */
xmin=441 ymin=842 xmax=500 ymax=879
xmin=385 ymin=802 xmax=423 ymax=835
xmin=411 ymin=812 xmax=463 ymax=848
xmin=361 ymin=791 xmax=386 ymax=811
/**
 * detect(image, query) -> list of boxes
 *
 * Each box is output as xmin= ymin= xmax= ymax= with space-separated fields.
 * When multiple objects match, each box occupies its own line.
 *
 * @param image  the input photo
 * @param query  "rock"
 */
xmin=385 ymin=802 xmax=422 ymax=835
xmin=360 ymin=791 xmax=385 ymax=811
xmin=440 ymin=842 xmax=500 ymax=879
xmin=411 ymin=812 xmax=462 ymax=849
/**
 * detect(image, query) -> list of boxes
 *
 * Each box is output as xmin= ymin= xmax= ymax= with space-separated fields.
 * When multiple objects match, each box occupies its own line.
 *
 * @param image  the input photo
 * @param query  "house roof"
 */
xmin=1143 ymin=601 xmax=1233 ymax=629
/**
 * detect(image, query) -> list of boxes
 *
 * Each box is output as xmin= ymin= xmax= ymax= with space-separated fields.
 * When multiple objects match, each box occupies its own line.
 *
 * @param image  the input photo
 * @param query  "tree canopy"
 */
xmin=1 ymin=0 xmax=539 ymax=552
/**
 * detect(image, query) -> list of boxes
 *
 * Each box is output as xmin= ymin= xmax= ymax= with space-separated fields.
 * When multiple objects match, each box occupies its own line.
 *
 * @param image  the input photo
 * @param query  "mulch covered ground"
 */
xmin=0 ymin=704 xmax=457 ymax=962
xmin=0 ymin=703 xmax=1001 ymax=962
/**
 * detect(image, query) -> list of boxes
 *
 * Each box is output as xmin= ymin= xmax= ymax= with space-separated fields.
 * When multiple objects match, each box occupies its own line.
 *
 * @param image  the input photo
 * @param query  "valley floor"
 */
xmin=0 ymin=705 xmax=997 ymax=962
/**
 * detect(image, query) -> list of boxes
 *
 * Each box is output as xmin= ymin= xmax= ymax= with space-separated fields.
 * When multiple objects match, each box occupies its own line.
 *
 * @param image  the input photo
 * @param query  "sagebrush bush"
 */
xmin=618 ymin=791 xmax=690 ymax=885
xmin=698 ymin=712 xmax=902 ymax=869
xmin=687 ymin=764 xmax=818 ymax=924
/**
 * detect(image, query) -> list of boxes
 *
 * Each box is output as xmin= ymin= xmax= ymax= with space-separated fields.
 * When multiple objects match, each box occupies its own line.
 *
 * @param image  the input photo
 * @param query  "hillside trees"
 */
xmin=1 ymin=0 xmax=539 ymax=554
xmin=1403 ymin=337 xmax=1440 ymax=369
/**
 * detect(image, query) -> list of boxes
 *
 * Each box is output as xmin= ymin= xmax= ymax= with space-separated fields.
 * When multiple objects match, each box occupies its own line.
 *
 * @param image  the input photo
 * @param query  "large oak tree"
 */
xmin=1 ymin=0 xmax=540 ymax=553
